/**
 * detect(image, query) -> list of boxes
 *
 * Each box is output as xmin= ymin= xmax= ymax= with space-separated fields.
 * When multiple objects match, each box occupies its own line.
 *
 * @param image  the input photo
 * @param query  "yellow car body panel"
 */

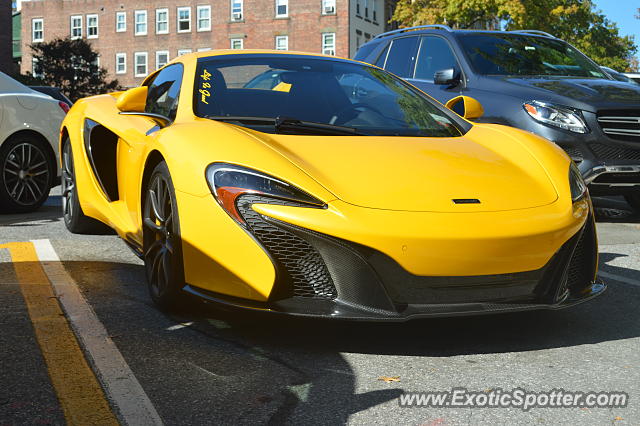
xmin=59 ymin=50 xmax=601 ymax=319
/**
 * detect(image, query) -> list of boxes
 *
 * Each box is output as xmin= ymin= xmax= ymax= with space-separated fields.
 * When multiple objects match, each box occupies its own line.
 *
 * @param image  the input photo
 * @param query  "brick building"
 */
xmin=20 ymin=0 xmax=394 ymax=87
xmin=0 ymin=1 xmax=12 ymax=74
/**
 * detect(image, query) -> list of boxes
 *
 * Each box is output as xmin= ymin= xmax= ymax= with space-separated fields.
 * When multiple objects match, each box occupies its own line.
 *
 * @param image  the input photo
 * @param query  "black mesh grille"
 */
xmin=560 ymin=146 xmax=583 ymax=161
xmin=566 ymin=221 xmax=595 ymax=293
xmin=235 ymin=194 xmax=337 ymax=299
xmin=589 ymin=143 xmax=640 ymax=161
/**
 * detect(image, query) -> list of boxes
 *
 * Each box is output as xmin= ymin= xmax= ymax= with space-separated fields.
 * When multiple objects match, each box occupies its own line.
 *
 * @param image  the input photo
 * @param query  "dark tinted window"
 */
xmin=354 ymin=41 xmax=380 ymax=62
xmin=145 ymin=63 xmax=183 ymax=120
xmin=415 ymin=36 xmax=459 ymax=81
xmin=193 ymin=56 xmax=465 ymax=137
xmin=384 ymin=36 xmax=419 ymax=78
xmin=374 ymin=43 xmax=389 ymax=67
xmin=458 ymin=34 xmax=606 ymax=78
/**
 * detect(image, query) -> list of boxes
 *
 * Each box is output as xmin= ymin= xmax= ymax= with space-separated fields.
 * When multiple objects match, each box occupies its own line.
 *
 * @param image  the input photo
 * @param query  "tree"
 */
xmin=26 ymin=37 xmax=121 ymax=101
xmin=392 ymin=0 xmax=637 ymax=71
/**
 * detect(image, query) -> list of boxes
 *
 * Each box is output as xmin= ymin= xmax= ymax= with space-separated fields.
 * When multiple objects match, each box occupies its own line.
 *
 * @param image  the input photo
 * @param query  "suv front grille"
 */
xmin=597 ymin=110 xmax=640 ymax=142
xmin=590 ymin=143 xmax=640 ymax=161
xmin=236 ymin=194 xmax=337 ymax=299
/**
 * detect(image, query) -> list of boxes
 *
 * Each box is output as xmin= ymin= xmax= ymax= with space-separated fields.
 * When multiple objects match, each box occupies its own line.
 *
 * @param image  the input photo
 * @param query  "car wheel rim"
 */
xmin=61 ymin=143 xmax=75 ymax=221
xmin=3 ymin=142 xmax=50 ymax=206
xmin=144 ymin=174 xmax=174 ymax=298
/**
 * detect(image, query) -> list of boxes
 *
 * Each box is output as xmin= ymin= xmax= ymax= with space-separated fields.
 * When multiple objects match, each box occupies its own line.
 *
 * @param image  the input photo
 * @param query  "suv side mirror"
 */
xmin=445 ymin=95 xmax=484 ymax=120
xmin=116 ymin=86 xmax=147 ymax=112
xmin=434 ymin=68 xmax=460 ymax=86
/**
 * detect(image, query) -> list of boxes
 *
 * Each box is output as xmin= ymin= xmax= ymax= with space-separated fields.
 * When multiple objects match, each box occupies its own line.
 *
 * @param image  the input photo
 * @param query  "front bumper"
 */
xmin=184 ymin=202 xmax=604 ymax=320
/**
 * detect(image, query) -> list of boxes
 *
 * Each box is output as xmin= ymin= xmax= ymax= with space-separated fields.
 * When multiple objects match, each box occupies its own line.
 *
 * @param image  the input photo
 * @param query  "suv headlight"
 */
xmin=206 ymin=163 xmax=324 ymax=223
xmin=523 ymin=101 xmax=588 ymax=134
xmin=569 ymin=163 xmax=587 ymax=202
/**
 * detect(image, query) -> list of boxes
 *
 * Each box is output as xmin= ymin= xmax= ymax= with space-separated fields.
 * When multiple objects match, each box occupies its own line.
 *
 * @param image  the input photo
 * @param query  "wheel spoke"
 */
xmin=24 ymin=180 xmax=38 ymax=201
xmin=144 ymin=217 xmax=164 ymax=232
xmin=148 ymin=188 xmax=165 ymax=223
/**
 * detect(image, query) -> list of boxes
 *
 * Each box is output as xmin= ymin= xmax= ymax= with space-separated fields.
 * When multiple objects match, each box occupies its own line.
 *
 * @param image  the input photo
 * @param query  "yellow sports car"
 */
xmin=60 ymin=50 xmax=604 ymax=319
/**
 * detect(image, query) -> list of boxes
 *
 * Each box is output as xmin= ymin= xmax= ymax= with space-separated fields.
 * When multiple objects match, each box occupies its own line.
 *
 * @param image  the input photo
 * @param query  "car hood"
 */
xmin=241 ymin=124 xmax=559 ymax=212
xmin=486 ymin=76 xmax=640 ymax=111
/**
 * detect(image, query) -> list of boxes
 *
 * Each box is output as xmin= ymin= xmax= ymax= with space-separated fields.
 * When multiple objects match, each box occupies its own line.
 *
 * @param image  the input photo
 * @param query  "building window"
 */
xmin=322 ymin=0 xmax=335 ymax=14
xmin=275 ymin=35 xmax=288 ymax=50
xmin=275 ymin=0 xmax=288 ymax=17
xmin=115 ymin=53 xmax=126 ymax=74
xmin=134 ymin=10 xmax=147 ymax=36
xmin=32 ymin=58 xmax=43 ymax=78
xmin=87 ymin=14 xmax=98 ymax=39
xmin=116 ymin=11 xmax=126 ymax=32
xmin=231 ymin=0 xmax=243 ymax=21
xmin=32 ymin=18 xmax=43 ymax=42
xmin=70 ymin=15 xmax=82 ymax=39
xmin=196 ymin=5 xmax=211 ymax=31
xmin=134 ymin=52 xmax=148 ymax=77
xmin=230 ymin=38 xmax=243 ymax=49
xmin=364 ymin=0 xmax=368 ymax=18
xmin=177 ymin=49 xmax=192 ymax=56
xmin=322 ymin=32 xmax=335 ymax=55
xmin=156 ymin=51 xmax=169 ymax=69
xmin=372 ymin=0 xmax=377 ymax=22
xmin=156 ymin=9 xmax=169 ymax=34
xmin=177 ymin=7 xmax=191 ymax=32
xmin=356 ymin=0 xmax=360 ymax=16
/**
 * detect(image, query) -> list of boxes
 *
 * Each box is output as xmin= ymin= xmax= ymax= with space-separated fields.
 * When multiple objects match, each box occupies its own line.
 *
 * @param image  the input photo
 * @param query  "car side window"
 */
xmin=383 ymin=36 xmax=419 ymax=78
xmin=145 ymin=63 xmax=184 ymax=121
xmin=414 ymin=36 xmax=459 ymax=81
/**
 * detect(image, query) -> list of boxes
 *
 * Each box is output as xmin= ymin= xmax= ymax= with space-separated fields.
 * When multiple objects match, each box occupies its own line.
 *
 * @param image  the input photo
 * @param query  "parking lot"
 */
xmin=0 ymin=190 xmax=638 ymax=425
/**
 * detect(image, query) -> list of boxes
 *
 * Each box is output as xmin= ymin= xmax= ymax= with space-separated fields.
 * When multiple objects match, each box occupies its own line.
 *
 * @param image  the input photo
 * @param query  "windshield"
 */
xmin=193 ymin=55 xmax=465 ymax=137
xmin=457 ymin=34 xmax=607 ymax=78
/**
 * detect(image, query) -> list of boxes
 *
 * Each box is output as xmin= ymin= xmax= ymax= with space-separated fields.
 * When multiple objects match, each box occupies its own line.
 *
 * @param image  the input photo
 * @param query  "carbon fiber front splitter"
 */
xmin=182 ymin=281 xmax=606 ymax=322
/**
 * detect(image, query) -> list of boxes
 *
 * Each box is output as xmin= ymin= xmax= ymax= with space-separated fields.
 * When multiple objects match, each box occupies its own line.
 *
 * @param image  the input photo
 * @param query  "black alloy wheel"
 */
xmin=0 ymin=135 xmax=53 ymax=212
xmin=61 ymin=139 xmax=110 ymax=234
xmin=143 ymin=162 xmax=185 ymax=310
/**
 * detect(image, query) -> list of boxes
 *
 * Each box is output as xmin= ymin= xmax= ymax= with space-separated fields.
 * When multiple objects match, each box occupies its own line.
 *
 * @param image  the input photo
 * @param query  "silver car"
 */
xmin=0 ymin=72 xmax=66 ymax=212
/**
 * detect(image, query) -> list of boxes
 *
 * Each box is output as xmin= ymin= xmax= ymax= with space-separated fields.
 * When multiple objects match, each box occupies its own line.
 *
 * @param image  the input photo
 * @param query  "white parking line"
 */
xmin=31 ymin=239 xmax=164 ymax=426
xmin=599 ymin=271 xmax=640 ymax=287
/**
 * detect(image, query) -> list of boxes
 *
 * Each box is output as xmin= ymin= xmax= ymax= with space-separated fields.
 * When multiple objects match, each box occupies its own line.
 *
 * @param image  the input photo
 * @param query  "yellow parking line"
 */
xmin=0 ymin=242 xmax=118 ymax=426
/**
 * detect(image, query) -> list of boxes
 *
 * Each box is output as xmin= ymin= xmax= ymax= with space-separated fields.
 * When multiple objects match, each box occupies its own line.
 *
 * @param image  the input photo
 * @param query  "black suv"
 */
xmin=354 ymin=26 xmax=640 ymax=208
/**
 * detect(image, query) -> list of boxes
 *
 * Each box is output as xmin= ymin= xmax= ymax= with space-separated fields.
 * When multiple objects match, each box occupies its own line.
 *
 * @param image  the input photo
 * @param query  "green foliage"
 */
xmin=27 ymin=37 xmax=122 ymax=101
xmin=392 ymin=0 xmax=637 ymax=71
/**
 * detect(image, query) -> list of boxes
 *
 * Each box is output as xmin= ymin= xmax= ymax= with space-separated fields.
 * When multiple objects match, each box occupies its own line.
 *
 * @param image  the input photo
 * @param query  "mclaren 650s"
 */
xmin=60 ymin=50 xmax=604 ymax=320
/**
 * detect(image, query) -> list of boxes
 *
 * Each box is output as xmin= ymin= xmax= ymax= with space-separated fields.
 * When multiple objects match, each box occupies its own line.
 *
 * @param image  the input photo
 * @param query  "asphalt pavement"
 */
xmin=1 ymin=190 xmax=639 ymax=425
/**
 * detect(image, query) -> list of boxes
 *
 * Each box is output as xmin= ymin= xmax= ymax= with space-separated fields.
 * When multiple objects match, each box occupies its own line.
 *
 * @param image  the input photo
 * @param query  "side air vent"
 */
xmin=83 ymin=119 xmax=119 ymax=202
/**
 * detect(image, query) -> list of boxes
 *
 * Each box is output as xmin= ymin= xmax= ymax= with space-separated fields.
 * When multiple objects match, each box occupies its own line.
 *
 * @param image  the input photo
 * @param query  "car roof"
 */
xmin=171 ymin=49 xmax=352 ymax=65
xmin=370 ymin=25 xmax=558 ymax=42
xmin=0 ymin=71 xmax=38 ymax=94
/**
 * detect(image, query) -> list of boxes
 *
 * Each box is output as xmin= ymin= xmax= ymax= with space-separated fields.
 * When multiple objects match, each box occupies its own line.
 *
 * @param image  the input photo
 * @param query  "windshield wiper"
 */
xmin=205 ymin=115 xmax=364 ymax=136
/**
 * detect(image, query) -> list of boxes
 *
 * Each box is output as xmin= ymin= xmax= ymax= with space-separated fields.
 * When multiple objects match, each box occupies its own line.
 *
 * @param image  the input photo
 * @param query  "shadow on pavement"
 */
xmin=593 ymin=196 xmax=640 ymax=223
xmin=0 ymin=196 xmax=62 ymax=227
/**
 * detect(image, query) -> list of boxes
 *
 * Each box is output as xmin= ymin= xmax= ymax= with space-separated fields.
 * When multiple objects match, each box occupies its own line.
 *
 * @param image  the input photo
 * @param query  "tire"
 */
xmin=624 ymin=193 xmax=640 ymax=212
xmin=142 ymin=161 xmax=185 ymax=311
xmin=61 ymin=139 xmax=112 ymax=234
xmin=0 ymin=133 xmax=54 ymax=213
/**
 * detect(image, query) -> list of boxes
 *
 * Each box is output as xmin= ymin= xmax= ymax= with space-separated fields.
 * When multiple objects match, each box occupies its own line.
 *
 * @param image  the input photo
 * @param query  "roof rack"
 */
xmin=373 ymin=25 xmax=453 ymax=40
xmin=509 ymin=30 xmax=556 ymax=38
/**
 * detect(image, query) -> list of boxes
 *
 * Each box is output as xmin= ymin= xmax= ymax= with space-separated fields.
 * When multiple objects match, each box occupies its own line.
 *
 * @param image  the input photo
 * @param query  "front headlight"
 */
xmin=569 ymin=163 xmax=587 ymax=202
xmin=205 ymin=163 xmax=324 ymax=223
xmin=523 ymin=101 xmax=588 ymax=134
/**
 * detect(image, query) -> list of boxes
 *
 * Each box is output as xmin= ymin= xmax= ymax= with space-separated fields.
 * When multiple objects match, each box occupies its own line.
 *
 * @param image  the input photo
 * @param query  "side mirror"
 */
xmin=116 ymin=86 xmax=172 ymax=127
xmin=116 ymin=86 xmax=147 ymax=112
xmin=434 ymin=68 xmax=460 ymax=86
xmin=445 ymin=96 xmax=484 ymax=120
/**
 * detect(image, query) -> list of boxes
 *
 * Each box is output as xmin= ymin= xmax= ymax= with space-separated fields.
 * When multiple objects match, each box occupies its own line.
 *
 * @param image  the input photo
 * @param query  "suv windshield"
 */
xmin=458 ymin=34 xmax=607 ymax=78
xmin=193 ymin=55 xmax=465 ymax=137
